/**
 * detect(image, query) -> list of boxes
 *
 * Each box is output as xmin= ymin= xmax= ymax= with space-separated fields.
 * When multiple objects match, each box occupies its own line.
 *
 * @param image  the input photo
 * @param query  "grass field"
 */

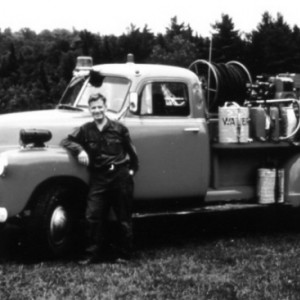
xmin=1 ymin=206 xmax=300 ymax=299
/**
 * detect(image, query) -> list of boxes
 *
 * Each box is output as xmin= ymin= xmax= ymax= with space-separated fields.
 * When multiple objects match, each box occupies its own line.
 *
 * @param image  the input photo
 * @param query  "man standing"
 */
xmin=61 ymin=93 xmax=139 ymax=264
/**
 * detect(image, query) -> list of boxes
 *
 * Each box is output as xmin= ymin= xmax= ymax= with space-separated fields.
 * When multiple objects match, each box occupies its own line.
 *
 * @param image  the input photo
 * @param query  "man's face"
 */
xmin=89 ymin=99 xmax=107 ymax=122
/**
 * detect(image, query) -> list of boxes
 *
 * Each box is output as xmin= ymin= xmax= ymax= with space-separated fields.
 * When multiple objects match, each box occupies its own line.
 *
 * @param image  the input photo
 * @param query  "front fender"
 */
xmin=0 ymin=146 xmax=89 ymax=218
xmin=284 ymin=153 xmax=300 ymax=206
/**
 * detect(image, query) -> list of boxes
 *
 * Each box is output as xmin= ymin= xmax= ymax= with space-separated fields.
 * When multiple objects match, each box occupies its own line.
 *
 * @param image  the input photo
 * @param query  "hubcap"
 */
xmin=49 ymin=205 xmax=69 ymax=246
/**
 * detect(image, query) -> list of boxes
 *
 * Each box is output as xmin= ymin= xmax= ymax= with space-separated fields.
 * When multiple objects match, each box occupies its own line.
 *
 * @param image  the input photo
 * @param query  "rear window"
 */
xmin=139 ymin=82 xmax=190 ymax=116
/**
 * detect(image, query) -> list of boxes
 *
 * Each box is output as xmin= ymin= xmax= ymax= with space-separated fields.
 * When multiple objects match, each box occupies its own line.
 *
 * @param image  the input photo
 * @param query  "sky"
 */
xmin=1 ymin=0 xmax=300 ymax=37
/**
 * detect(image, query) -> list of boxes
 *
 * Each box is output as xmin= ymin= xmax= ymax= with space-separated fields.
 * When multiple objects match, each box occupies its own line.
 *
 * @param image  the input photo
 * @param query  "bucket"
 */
xmin=257 ymin=168 xmax=276 ymax=204
xmin=218 ymin=102 xmax=249 ymax=143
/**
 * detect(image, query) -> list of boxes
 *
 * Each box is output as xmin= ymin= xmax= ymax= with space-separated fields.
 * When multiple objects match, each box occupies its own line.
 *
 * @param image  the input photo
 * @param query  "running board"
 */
xmin=133 ymin=202 xmax=287 ymax=219
xmin=205 ymin=186 xmax=255 ymax=202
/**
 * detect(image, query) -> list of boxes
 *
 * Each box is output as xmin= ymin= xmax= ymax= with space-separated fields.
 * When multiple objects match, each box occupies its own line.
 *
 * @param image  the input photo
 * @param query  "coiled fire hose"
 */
xmin=189 ymin=60 xmax=252 ymax=111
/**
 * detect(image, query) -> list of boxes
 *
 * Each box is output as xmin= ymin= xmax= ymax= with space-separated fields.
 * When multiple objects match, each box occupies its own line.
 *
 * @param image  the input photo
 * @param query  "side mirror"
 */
xmin=129 ymin=92 xmax=138 ymax=113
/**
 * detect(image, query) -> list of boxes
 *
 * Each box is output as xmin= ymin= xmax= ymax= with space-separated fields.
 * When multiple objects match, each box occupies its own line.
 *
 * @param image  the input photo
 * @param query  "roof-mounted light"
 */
xmin=76 ymin=56 xmax=93 ymax=69
xmin=127 ymin=53 xmax=135 ymax=63
xmin=73 ymin=56 xmax=93 ymax=76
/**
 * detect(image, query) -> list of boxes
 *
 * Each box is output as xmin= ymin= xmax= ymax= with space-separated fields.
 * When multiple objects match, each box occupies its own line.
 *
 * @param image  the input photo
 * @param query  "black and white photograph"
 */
xmin=1 ymin=0 xmax=300 ymax=299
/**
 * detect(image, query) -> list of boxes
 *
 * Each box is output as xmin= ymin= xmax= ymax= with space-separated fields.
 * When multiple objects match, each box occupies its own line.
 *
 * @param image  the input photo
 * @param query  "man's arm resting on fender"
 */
xmin=61 ymin=137 xmax=89 ymax=166
xmin=61 ymin=137 xmax=84 ymax=156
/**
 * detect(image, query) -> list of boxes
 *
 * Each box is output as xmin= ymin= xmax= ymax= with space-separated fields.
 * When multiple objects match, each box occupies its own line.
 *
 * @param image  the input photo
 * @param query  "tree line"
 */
xmin=0 ymin=12 xmax=300 ymax=113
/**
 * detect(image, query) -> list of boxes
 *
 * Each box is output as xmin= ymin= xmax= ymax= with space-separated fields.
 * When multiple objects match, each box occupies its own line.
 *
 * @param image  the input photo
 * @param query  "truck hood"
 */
xmin=0 ymin=108 xmax=94 ymax=150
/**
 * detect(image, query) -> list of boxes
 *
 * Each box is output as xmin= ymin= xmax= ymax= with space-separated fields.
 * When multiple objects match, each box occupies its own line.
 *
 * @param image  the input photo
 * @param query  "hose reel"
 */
xmin=189 ymin=59 xmax=252 ymax=111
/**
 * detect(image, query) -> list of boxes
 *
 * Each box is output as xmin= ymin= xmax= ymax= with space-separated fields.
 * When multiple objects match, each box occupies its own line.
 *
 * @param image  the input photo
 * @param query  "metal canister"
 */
xmin=280 ymin=104 xmax=297 ymax=137
xmin=257 ymin=168 xmax=276 ymax=204
xmin=276 ymin=169 xmax=285 ymax=203
xmin=250 ymin=106 xmax=267 ymax=141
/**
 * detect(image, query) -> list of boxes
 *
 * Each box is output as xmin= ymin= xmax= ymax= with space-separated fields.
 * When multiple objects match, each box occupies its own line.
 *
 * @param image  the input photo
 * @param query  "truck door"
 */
xmin=128 ymin=81 xmax=209 ymax=200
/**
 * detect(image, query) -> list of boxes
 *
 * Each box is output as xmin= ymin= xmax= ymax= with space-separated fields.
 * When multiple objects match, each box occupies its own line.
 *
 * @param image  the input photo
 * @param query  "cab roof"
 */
xmin=92 ymin=62 xmax=199 ymax=82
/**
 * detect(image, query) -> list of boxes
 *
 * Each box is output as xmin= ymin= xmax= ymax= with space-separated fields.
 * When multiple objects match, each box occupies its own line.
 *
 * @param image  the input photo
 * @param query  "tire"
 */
xmin=27 ymin=184 xmax=85 ymax=258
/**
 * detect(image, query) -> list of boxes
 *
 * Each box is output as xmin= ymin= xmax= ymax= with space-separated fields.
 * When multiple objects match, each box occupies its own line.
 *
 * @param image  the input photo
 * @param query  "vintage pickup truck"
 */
xmin=0 ymin=54 xmax=300 ymax=256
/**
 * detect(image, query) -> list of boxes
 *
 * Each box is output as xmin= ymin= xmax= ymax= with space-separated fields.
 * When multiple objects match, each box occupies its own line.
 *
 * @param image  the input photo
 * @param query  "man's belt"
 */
xmin=100 ymin=162 xmax=129 ymax=172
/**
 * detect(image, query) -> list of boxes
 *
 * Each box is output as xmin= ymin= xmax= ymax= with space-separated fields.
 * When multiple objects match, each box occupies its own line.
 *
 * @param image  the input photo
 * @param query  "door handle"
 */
xmin=184 ymin=127 xmax=200 ymax=132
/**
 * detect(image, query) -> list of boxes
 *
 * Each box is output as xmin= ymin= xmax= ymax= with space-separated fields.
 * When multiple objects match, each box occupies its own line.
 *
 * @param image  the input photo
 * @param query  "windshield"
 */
xmin=59 ymin=75 xmax=131 ymax=113
xmin=59 ymin=76 xmax=86 ymax=106
xmin=80 ymin=76 xmax=131 ymax=112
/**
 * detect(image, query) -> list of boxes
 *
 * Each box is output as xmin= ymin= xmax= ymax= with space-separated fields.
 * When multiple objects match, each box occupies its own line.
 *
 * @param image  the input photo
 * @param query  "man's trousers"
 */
xmin=85 ymin=164 xmax=134 ymax=259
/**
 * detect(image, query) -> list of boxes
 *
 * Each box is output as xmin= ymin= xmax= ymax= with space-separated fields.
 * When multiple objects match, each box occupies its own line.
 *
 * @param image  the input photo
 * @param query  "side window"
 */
xmin=139 ymin=82 xmax=190 ymax=116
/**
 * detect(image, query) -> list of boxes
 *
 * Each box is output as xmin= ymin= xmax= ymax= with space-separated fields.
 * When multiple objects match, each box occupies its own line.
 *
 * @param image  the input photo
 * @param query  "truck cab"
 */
xmin=59 ymin=59 xmax=210 ymax=205
xmin=0 ymin=55 xmax=210 ymax=255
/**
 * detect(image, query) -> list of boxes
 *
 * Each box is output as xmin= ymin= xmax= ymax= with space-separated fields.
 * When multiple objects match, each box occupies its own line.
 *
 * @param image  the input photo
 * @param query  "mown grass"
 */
xmin=1 ymin=207 xmax=300 ymax=299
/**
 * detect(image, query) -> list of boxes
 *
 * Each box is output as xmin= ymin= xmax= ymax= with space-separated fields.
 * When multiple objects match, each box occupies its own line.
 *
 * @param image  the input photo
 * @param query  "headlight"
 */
xmin=0 ymin=208 xmax=7 ymax=222
xmin=0 ymin=154 xmax=8 ymax=177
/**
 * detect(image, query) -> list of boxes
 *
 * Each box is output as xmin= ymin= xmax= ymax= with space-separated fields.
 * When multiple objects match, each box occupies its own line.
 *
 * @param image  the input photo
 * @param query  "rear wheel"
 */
xmin=27 ymin=184 xmax=85 ymax=258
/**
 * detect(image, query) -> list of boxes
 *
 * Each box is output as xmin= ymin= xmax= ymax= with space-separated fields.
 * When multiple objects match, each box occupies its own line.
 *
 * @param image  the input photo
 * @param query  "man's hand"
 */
xmin=78 ymin=150 xmax=89 ymax=166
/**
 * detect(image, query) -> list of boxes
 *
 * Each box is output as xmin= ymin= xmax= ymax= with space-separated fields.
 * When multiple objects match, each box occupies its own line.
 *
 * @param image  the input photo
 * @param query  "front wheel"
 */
xmin=27 ymin=184 xmax=85 ymax=258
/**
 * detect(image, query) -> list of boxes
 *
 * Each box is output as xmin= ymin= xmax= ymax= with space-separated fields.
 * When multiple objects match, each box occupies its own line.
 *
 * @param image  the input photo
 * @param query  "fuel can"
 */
xmin=218 ymin=102 xmax=249 ymax=143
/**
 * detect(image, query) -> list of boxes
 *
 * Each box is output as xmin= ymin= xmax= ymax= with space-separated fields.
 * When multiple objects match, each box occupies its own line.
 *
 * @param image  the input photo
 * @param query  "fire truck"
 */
xmin=0 ymin=55 xmax=299 ymax=256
